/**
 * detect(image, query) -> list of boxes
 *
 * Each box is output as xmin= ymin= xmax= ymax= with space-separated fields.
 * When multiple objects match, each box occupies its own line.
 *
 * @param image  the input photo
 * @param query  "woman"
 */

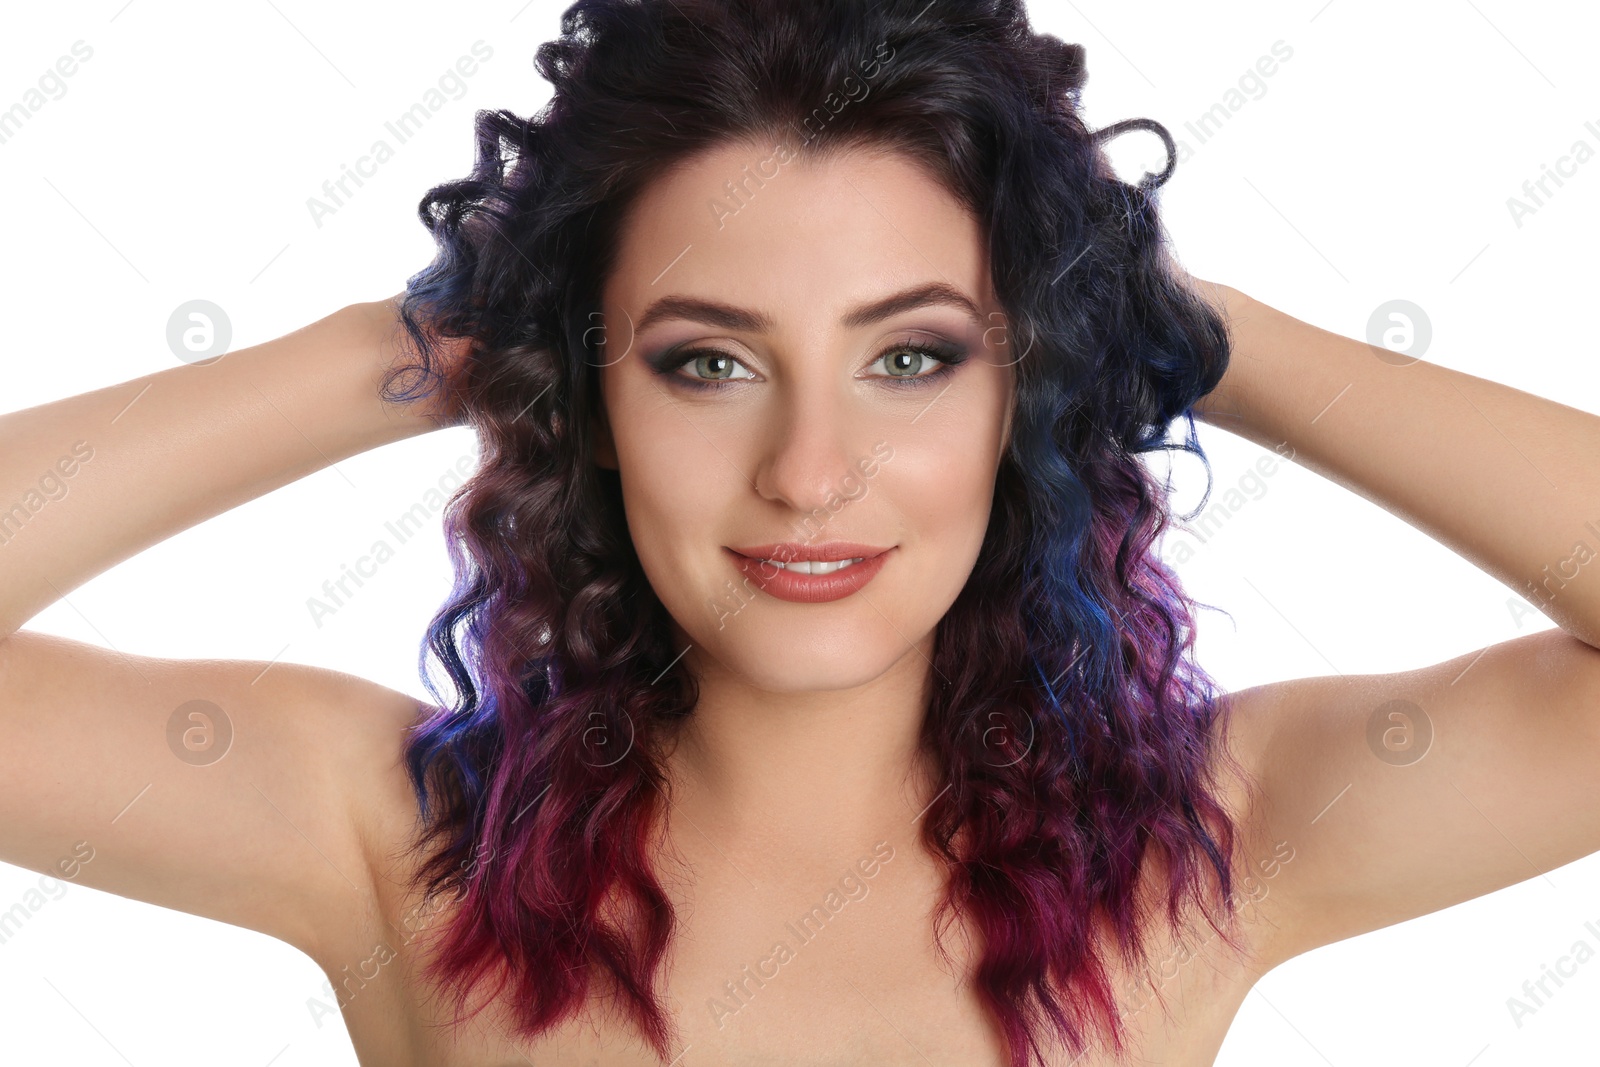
xmin=4 ymin=0 xmax=1598 ymax=1064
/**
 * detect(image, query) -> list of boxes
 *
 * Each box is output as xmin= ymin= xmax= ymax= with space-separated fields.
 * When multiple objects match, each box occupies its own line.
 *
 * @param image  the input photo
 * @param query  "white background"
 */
xmin=2 ymin=0 xmax=1597 ymax=1064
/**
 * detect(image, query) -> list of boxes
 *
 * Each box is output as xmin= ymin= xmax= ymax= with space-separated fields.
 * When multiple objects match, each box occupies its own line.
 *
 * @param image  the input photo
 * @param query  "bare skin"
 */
xmin=590 ymin=142 xmax=1017 ymax=874
xmin=4 ymin=139 xmax=1600 ymax=1066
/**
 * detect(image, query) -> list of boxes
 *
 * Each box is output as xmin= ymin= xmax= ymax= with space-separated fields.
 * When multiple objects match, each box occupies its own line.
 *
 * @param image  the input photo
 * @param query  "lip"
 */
xmin=724 ymin=543 xmax=894 ymax=604
xmin=728 ymin=542 xmax=894 ymax=563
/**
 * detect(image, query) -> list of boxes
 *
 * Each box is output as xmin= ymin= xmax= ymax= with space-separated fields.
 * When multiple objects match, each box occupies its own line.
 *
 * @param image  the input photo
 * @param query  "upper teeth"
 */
xmin=761 ymin=557 xmax=865 ymax=574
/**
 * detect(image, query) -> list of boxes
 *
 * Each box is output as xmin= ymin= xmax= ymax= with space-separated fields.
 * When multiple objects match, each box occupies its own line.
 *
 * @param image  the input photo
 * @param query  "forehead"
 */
xmin=601 ymin=139 xmax=995 ymax=328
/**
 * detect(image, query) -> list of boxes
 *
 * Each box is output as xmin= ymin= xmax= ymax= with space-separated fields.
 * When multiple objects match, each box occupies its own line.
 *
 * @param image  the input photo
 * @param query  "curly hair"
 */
xmin=382 ymin=1 xmax=1254 ymax=1064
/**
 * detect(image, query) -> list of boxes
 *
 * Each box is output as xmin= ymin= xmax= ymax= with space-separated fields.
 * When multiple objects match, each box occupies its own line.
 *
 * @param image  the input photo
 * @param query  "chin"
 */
xmin=723 ymin=658 xmax=899 ymax=696
xmin=694 ymin=618 xmax=914 ymax=693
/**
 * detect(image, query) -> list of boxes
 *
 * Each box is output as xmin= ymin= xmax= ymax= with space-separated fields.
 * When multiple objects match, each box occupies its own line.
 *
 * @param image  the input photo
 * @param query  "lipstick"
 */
xmin=724 ymin=542 xmax=894 ymax=604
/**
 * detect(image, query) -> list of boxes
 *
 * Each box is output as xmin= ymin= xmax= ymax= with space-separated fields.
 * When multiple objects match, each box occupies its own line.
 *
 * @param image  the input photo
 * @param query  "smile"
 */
xmin=757 ymin=557 xmax=865 ymax=574
xmin=724 ymin=544 xmax=894 ymax=603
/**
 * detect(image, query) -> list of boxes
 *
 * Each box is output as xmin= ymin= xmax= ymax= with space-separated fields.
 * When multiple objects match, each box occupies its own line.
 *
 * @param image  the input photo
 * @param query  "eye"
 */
xmin=660 ymin=349 xmax=759 ymax=386
xmin=648 ymin=338 xmax=967 ymax=392
xmin=867 ymin=342 xmax=962 ymax=382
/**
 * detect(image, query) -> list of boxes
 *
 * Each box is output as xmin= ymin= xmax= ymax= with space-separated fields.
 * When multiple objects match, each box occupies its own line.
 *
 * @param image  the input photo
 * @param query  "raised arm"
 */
xmin=0 ymin=295 xmax=450 ymax=962
xmin=1191 ymin=282 xmax=1600 ymax=649
xmin=1184 ymin=281 xmax=1600 ymax=965
xmin=0 ymin=296 xmax=443 ymax=635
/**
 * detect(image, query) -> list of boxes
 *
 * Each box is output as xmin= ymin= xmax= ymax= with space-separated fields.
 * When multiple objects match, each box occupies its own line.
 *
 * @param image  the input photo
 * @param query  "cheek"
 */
xmin=607 ymin=368 xmax=1007 ymax=627
xmin=890 ymin=426 xmax=1000 ymax=563
xmin=609 ymin=387 xmax=745 ymax=590
xmin=891 ymin=381 xmax=1009 ymax=582
xmin=895 ymin=378 xmax=1009 ymax=516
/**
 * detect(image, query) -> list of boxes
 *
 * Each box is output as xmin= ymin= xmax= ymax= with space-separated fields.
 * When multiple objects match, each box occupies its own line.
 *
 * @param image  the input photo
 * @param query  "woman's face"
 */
xmin=595 ymin=139 xmax=1016 ymax=694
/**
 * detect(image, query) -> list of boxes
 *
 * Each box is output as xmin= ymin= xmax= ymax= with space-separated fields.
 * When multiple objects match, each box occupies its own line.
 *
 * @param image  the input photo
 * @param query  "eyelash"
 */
xmin=649 ymin=340 xmax=967 ymax=393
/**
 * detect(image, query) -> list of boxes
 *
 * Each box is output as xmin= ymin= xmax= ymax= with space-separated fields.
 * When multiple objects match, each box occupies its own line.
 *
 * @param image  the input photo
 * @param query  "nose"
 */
xmin=750 ymin=376 xmax=865 ymax=515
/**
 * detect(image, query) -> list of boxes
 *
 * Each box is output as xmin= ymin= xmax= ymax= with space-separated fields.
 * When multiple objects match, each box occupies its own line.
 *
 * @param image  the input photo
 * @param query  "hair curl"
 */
xmin=383 ymin=1 xmax=1254 ymax=1064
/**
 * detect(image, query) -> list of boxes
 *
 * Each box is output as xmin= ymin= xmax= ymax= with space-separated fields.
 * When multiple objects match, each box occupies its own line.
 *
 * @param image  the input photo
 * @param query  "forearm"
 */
xmin=0 ymin=297 xmax=441 ymax=638
xmin=1193 ymin=285 xmax=1600 ymax=650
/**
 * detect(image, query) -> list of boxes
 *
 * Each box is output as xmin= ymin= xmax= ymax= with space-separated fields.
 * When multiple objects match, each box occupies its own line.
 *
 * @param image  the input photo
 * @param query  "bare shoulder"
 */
xmin=1195 ymin=678 xmax=1304 ymax=972
xmin=1209 ymin=629 xmax=1600 ymax=972
xmin=294 ymin=664 xmax=437 ymax=969
xmin=0 ymin=630 xmax=431 ymax=971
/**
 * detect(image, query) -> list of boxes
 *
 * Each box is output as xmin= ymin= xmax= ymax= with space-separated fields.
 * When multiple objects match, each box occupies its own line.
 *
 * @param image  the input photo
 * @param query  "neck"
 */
xmin=658 ymin=631 xmax=943 ymax=866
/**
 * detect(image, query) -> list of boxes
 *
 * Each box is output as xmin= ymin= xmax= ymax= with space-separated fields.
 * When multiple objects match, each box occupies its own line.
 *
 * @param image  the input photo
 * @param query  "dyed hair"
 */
xmin=385 ymin=1 xmax=1253 ymax=1064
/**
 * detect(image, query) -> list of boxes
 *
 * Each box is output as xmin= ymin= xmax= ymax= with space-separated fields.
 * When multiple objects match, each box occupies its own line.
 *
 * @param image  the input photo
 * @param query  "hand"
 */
xmin=1172 ymin=269 xmax=1241 ymax=324
xmin=1173 ymin=274 xmax=1254 ymax=426
xmin=364 ymin=292 xmax=474 ymax=428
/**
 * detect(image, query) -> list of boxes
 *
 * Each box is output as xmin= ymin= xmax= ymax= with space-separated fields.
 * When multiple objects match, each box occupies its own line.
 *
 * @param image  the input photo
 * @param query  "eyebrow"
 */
xmin=633 ymin=282 xmax=984 ymax=334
